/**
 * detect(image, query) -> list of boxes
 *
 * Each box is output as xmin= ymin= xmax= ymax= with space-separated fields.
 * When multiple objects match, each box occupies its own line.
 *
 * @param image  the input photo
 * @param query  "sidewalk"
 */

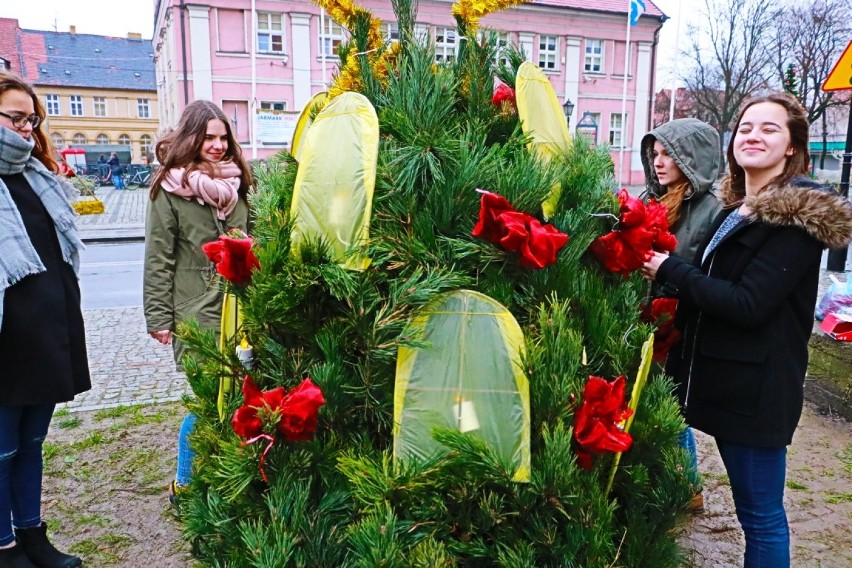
xmin=76 ymin=184 xmax=147 ymax=242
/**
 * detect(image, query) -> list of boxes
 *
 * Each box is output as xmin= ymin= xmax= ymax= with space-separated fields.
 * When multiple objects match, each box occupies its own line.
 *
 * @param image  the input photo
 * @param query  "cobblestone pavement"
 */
xmin=76 ymin=184 xmax=147 ymax=241
xmin=60 ymin=306 xmax=189 ymax=412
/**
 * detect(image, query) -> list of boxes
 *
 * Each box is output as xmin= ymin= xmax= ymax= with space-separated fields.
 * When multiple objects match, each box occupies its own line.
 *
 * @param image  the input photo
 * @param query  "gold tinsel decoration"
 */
xmin=451 ymin=0 xmax=531 ymax=34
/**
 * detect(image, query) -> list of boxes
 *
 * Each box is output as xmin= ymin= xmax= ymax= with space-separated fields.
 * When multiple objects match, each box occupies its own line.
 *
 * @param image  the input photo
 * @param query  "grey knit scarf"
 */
xmin=0 ymin=125 xmax=83 ymax=330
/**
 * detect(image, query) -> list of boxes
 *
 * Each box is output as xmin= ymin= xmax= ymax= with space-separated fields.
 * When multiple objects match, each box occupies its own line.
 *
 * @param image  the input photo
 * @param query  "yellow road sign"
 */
xmin=823 ymin=40 xmax=852 ymax=92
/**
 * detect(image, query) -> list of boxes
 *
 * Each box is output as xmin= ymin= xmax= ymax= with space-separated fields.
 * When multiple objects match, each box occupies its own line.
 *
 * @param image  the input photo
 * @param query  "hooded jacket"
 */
xmin=655 ymin=178 xmax=852 ymax=447
xmin=641 ymin=118 xmax=722 ymax=264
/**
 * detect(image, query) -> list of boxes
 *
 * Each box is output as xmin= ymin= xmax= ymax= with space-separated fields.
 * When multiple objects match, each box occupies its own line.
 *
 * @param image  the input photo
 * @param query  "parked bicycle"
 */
xmin=123 ymin=167 xmax=152 ymax=190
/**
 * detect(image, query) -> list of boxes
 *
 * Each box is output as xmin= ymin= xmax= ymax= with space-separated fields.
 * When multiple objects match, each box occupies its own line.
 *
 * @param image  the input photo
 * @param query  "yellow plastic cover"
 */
xmin=515 ymin=61 xmax=572 ymax=219
xmin=217 ymin=291 xmax=241 ymax=421
xmin=291 ymin=91 xmax=328 ymax=162
xmin=393 ymin=290 xmax=531 ymax=482
xmin=290 ymin=92 xmax=378 ymax=270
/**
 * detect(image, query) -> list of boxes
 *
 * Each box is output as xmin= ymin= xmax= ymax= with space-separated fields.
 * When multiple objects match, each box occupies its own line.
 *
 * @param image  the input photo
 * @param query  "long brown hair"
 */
xmin=150 ymin=100 xmax=252 ymax=200
xmin=719 ymin=92 xmax=810 ymax=206
xmin=0 ymin=71 xmax=58 ymax=173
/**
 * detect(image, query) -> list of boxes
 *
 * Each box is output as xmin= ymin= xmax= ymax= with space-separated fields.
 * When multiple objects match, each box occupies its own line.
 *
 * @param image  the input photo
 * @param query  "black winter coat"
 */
xmin=655 ymin=178 xmax=852 ymax=448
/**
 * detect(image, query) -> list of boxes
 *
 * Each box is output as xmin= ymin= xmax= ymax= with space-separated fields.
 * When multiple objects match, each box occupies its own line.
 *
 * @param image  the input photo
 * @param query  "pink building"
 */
xmin=153 ymin=0 xmax=667 ymax=183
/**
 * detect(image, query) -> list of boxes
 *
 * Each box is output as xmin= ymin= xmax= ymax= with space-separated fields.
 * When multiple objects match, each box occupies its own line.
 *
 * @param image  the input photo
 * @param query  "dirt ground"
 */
xmin=40 ymin=401 xmax=851 ymax=567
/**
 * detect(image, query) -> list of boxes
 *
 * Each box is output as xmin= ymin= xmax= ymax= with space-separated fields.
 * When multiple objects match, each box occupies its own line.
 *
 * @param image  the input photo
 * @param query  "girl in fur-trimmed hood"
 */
xmin=642 ymin=92 xmax=852 ymax=568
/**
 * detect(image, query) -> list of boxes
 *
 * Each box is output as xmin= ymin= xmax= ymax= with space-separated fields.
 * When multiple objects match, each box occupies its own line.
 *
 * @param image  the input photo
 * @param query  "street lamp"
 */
xmin=562 ymin=98 xmax=575 ymax=127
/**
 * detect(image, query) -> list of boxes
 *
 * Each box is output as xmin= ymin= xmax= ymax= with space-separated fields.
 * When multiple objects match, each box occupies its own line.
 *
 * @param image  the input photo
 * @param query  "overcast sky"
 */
xmin=2 ymin=0 xmax=687 ymax=86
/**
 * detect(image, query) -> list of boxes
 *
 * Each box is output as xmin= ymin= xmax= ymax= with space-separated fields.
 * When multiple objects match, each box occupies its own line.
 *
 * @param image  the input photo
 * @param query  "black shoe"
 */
xmin=13 ymin=524 xmax=81 ymax=568
xmin=0 ymin=544 xmax=37 ymax=568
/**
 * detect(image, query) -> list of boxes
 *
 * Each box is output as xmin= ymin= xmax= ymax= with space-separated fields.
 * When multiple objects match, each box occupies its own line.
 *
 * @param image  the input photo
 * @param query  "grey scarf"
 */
xmin=0 ymin=125 xmax=83 ymax=329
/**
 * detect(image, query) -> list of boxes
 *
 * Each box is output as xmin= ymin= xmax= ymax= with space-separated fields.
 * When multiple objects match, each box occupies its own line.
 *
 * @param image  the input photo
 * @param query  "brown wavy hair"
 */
xmin=718 ymin=92 xmax=810 ymax=207
xmin=0 ymin=71 xmax=58 ymax=173
xmin=150 ymin=100 xmax=252 ymax=200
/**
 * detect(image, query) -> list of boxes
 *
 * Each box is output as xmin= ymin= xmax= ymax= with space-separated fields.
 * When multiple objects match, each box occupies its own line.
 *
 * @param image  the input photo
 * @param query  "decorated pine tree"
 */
xmin=783 ymin=63 xmax=799 ymax=97
xmin=176 ymin=1 xmax=694 ymax=566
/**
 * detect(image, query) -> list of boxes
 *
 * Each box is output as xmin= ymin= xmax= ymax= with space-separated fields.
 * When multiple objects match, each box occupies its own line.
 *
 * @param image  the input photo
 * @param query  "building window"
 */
xmin=137 ymin=98 xmax=150 ymax=118
xmin=72 ymin=133 xmax=86 ymax=145
xmin=383 ymin=22 xmax=399 ymax=44
xmin=45 ymin=94 xmax=60 ymax=116
xmin=222 ymin=100 xmax=250 ymax=144
xmin=585 ymin=39 xmax=604 ymax=73
xmin=93 ymin=96 xmax=107 ymax=117
xmin=260 ymin=101 xmax=286 ymax=111
xmin=50 ymin=132 xmax=64 ymax=148
xmin=586 ymin=112 xmax=601 ymax=143
xmin=319 ymin=18 xmax=345 ymax=58
xmin=494 ymin=32 xmax=509 ymax=67
xmin=435 ymin=27 xmax=457 ymax=63
xmin=217 ymin=9 xmax=246 ymax=52
xmin=118 ymin=134 xmax=131 ymax=146
xmin=140 ymin=134 xmax=153 ymax=157
xmin=538 ymin=35 xmax=558 ymax=71
xmin=96 ymin=133 xmax=109 ymax=144
xmin=257 ymin=12 xmax=285 ymax=53
xmin=70 ymin=95 xmax=83 ymax=117
xmin=609 ymin=113 xmax=625 ymax=147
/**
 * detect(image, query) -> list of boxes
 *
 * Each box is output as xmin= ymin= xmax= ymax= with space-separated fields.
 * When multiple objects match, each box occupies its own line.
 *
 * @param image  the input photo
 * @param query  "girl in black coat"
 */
xmin=642 ymin=93 xmax=852 ymax=568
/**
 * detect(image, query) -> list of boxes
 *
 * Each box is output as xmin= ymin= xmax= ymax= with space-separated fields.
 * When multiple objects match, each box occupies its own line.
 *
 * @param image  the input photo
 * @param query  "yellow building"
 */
xmin=0 ymin=21 xmax=158 ymax=164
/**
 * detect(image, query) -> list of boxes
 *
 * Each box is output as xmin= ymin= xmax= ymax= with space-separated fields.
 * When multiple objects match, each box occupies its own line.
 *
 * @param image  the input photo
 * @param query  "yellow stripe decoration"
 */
xmin=394 ymin=290 xmax=531 ymax=482
xmin=290 ymin=92 xmax=379 ymax=271
xmin=515 ymin=61 xmax=573 ymax=219
xmin=605 ymin=333 xmax=654 ymax=494
xmin=291 ymin=92 xmax=328 ymax=162
xmin=217 ymin=291 xmax=242 ymax=421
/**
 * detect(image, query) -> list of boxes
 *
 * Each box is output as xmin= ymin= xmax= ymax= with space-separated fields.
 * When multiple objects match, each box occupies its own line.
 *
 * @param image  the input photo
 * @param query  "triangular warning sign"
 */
xmin=823 ymin=40 xmax=852 ymax=92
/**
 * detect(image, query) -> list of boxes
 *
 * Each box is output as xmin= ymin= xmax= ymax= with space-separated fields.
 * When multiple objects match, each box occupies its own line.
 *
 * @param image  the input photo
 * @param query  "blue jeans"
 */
xmin=716 ymin=440 xmax=789 ymax=568
xmin=0 ymin=404 xmax=55 ymax=546
xmin=176 ymin=413 xmax=197 ymax=487
xmin=112 ymin=175 xmax=125 ymax=189
xmin=679 ymin=426 xmax=701 ymax=490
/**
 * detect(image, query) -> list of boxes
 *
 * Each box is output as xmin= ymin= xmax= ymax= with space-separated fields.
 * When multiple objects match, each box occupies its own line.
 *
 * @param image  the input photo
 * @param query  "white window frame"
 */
xmin=72 ymin=133 xmax=86 ymax=145
xmin=256 ymin=12 xmax=285 ymax=54
xmin=118 ymin=134 xmax=131 ymax=146
xmin=260 ymin=101 xmax=287 ymax=111
xmin=586 ymin=112 xmax=601 ymax=144
xmin=96 ymin=133 xmax=109 ymax=144
xmin=319 ymin=18 xmax=345 ymax=59
xmin=494 ymin=32 xmax=509 ymax=67
xmin=538 ymin=34 xmax=558 ymax=71
xmin=50 ymin=132 xmax=64 ymax=148
xmin=137 ymin=98 xmax=150 ymax=118
xmin=383 ymin=22 xmax=399 ymax=44
xmin=609 ymin=113 xmax=626 ymax=148
xmin=140 ymin=134 xmax=153 ymax=156
xmin=435 ymin=27 xmax=458 ymax=63
xmin=70 ymin=95 xmax=83 ymax=117
xmin=45 ymin=94 xmax=60 ymax=116
xmin=585 ymin=39 xmax=604 ymax=73
xmin=93 ymin=96 xmax=107 ymax=117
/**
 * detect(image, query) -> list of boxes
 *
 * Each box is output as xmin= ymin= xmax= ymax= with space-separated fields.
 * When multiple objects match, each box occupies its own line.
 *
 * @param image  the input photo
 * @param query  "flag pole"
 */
xmin=618 ymin=12 xmax=632 ymax=187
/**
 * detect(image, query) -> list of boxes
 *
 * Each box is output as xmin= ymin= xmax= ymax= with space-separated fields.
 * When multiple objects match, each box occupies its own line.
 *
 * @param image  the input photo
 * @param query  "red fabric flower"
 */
xmin=491 ymin=83 xmax=516 ymax=107
xmin=276 ymin=379 xmax=326 ymax=442
xmin=589 ymin=189 xmax=677 ymax=276
xmin=640 ymin=297 xmax=681 ymax=362
xmin=232 ymin=376 xmax=326 ymax=442
xmin=573 ymin=375 xmax=634 ymax=469
xmin=202 ymin=229 xmax=260 ymax=286
xmin=472 ymin=191 xmax=569 ymax=269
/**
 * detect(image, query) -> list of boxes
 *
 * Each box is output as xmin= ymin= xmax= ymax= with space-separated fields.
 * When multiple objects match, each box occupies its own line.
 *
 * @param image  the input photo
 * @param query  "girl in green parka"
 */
xmin=143 ymin=100 xmax=252 ymax=501
xmin=640 ymin=117 xmax=723 ymax=512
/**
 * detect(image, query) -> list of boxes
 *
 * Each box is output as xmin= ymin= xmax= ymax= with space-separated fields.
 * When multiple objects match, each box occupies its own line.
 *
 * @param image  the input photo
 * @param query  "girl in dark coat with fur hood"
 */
xmin=642 ymin=92 xmax=852 ymax=567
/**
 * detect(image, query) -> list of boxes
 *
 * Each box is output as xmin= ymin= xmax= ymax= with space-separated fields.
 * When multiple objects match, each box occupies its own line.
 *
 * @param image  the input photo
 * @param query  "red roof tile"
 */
xmin=0 ymin=18 xmax=23 ymax=74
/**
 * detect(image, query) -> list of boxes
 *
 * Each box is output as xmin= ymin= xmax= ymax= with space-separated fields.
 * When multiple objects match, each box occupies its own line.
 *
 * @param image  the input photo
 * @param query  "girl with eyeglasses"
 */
xmin=0 ymin=71 xmax=88 ymax=568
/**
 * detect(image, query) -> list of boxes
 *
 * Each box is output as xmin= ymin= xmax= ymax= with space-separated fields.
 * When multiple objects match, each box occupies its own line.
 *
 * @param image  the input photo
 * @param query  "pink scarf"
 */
xmin=161 ymin=160 xmax=242 ymax=220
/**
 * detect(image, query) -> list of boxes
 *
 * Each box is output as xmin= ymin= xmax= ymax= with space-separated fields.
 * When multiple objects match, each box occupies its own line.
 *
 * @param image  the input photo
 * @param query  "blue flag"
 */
xmin=630 ymin=0 xmax=646 ymax=26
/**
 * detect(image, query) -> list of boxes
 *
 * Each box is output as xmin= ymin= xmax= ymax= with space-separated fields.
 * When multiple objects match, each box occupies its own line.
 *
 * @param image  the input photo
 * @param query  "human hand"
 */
xmin=640 ymin=251 xmax=669 ymax=281
xmin=150 ymin=330 xmax=172 ymax=345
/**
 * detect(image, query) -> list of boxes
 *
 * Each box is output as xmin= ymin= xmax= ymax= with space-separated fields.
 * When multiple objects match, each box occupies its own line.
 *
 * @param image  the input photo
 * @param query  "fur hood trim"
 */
xmin=747 ymin=181 xmax=852 ymax=249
